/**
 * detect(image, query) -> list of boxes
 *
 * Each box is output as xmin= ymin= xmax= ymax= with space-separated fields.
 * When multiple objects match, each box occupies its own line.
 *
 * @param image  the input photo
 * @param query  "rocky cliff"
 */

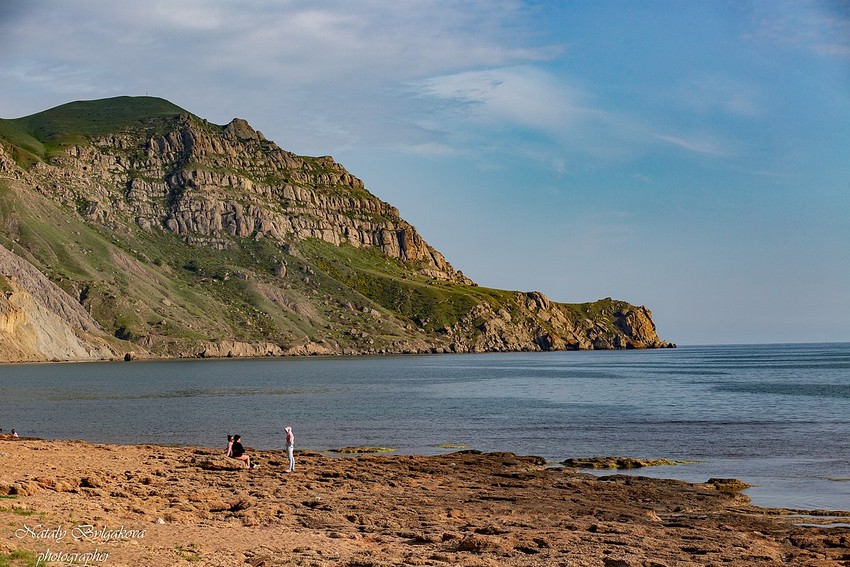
xmin=0 ymin=96 xmax=672 ymax=362
xmin=0 ymin=244 xmax=117 ymax=361
xmin=446 ymin=292 xmax=663 ymax=352
xmin=28 ymin=111 xmax=467 ymax=283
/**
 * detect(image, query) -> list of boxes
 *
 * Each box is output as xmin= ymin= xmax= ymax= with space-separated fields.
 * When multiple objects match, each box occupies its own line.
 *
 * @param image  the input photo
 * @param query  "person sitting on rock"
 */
xmin=11 ymin=429 xmax=18 ymax=438
xmin=230 ymin=435 xmax=255 ymax=469
xmin=225 ymin=434 xmax=234 ymax=457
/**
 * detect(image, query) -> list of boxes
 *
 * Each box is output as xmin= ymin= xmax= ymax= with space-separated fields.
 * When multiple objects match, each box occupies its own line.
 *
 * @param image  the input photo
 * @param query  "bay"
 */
xmin=1 ymin=343 xmax=848 ymax=511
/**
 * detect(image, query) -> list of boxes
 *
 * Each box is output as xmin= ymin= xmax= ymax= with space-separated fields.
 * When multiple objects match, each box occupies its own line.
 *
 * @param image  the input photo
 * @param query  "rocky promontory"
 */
xmin=0 ymin=97 xmax=673 ymax=362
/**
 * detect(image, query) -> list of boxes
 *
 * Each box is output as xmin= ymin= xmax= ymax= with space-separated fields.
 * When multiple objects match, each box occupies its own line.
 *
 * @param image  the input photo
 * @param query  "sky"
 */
xmin=1 ymin=1 xmax=848 ymax=345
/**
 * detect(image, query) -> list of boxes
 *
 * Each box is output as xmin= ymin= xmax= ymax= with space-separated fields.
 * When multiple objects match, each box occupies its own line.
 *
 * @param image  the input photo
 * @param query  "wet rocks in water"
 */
xmin=705 ymin=477 xmax=753 ymax=492
xmin=563 ymin=456 xmax=682 ymax=469
xmin=328 ymin=446 xmax=395 ymax=454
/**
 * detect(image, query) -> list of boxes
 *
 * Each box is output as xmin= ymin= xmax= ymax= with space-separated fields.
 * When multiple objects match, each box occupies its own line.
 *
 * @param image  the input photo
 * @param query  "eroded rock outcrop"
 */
xmin=446 ymin=292 xmax=669 ymax=352
xmin=29 ymin=114 xmax=468 ymax=284
xmin=0 ymin=244 xmax=119 ymax=361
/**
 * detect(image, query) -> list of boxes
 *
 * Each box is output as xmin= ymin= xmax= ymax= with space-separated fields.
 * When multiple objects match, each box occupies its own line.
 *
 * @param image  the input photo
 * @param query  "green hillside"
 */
xmin=0 ymin=96 xmax=187 ymax=164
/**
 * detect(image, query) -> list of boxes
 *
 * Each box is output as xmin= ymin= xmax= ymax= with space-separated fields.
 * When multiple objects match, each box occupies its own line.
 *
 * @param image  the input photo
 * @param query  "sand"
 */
xmin=0 ymin=437 xmax=848 ymax=566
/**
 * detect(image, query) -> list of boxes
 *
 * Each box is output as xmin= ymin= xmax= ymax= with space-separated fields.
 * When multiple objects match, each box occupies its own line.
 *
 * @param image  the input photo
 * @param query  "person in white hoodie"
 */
xmin=284 ymin=427 xmax=295 ymax=472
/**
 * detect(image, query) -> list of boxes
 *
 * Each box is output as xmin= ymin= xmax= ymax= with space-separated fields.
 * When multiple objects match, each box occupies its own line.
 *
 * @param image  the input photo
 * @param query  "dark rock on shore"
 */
xmin=564 ymin=456 xmax=683 ymax=469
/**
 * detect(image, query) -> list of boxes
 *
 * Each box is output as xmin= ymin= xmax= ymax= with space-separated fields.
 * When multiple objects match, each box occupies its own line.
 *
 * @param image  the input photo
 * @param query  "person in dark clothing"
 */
xmin=230 ymin=434 xmax=255 ymax=469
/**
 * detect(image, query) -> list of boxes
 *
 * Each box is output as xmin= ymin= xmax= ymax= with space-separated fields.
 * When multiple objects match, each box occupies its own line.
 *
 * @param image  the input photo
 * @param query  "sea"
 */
xmin=1 ymin=343 xmax=848 ymax=512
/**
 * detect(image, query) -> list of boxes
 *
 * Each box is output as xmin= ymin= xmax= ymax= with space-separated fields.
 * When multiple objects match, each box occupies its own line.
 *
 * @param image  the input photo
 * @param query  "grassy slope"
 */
xmin=303 ymin=239 xmax=515 ymax=333
xmin=0 ymin=96 xmax=185 ymax=151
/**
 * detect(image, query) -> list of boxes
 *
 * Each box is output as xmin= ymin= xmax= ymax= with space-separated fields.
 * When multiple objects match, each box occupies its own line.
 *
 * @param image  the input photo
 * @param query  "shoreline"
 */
xmin=2 ymin=439 xmax=849 ymax=566
xmin=0 ymin=340 xmax=679 ymax=367
xmin=5 ymin=341 xmax=848 ymax=366
xmin=2 ymin=433 xmax=846 ymax=514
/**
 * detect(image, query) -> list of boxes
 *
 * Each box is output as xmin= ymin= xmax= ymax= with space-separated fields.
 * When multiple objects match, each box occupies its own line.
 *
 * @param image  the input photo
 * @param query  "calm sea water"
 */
xmin=1 ymin=343 xmax=848 ymax=511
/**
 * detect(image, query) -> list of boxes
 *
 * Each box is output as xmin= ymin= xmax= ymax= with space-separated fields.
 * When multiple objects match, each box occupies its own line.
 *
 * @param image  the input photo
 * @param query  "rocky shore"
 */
xmin=1 ymin=439 xmax=848 ymax=566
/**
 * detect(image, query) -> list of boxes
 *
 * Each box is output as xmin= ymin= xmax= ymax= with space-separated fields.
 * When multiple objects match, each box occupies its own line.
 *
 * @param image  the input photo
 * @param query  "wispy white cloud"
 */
xmin=1 ymin=63 xmax=106 ymax=96
xmin=0 ymin=1 xmax=805 ymax=172
xmin=397 ymin=143 xmax=460 ymax=157
xmin=0 ymin=1 xmax=571 ymax=155
xmin=411 ymin=65 xmax=656 ymax=170
xmin=0 ymin=0 xmax=750 ymax=171
xmin=743 ymin=0 xmax=850 ymax=58
xmin=668 ymin=76 xmax=763 ymax=118
xmin=143 ymin=1 xmax=227 ymax=31
xmin=653 ymin=133 xmax=735 ymax=157
xmin=417 ymin=66 xmax=588 ymax=131
xmin=812 ymin=42 xmax=850 ymax=57
xmin=412 ymin=63 xmax=756 ymax=171
xmin=86 ymin=1 xmax=560 ymax=86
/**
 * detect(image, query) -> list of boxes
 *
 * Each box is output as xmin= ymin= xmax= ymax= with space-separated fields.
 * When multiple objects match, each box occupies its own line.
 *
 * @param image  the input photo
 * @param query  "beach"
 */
xmin=1 ymin=438 xmax=848 ymax=566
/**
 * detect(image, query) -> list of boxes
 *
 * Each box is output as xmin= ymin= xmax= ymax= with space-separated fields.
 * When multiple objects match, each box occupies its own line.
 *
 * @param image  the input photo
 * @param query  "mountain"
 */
xmin=0 ymin=96 xmax=672 ymax=362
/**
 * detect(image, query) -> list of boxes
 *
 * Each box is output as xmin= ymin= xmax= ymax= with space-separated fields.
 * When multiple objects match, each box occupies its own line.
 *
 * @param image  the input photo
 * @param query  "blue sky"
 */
xmin=1 ymin=1 xmax=848 ymax=345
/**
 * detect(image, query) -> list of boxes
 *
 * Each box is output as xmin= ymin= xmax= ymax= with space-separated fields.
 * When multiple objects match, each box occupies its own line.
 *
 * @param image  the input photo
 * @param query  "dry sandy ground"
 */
xmin=0 ymin=437 xmax=848 ymax=566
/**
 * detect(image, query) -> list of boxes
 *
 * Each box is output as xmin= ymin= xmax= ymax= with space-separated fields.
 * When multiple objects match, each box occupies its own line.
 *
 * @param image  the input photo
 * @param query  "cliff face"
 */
xmin=29 ymin=113 xmax=467 ymax=283
xmin=0 ymin=97 xmax=671 ymax=362
xmin=0 ymin=244 xmax=117 ymax=361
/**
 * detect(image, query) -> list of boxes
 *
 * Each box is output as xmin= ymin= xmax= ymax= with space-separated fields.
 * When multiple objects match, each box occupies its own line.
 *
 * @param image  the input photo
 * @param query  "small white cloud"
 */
xmin=414 ymin=65 xmax=695 ymax=172
xmin=653 ymin=133 xmax=734 ymax=157
xmin=397 ymin=143 xmax=460 ymax=157
xmin=631 ymin=173 xmax=653 ymax=184
xmin=551 ymin=157 xmax=567 ymax=175
xmin=145 ymin=1 xmax=226 ymax=31
xmin=670 ymin=76 xmax=762 ymax=118
xmin=813 ymin=42 xmax=850 ymax=57
xmin=417 ymin=66 xmax=588 ymax=132
xmin=301 ymin=113 xmax=360 ymax=146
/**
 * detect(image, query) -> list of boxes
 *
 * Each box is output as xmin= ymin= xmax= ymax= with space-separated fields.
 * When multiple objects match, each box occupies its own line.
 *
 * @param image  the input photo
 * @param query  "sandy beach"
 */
xmin=1 ymin=437 xmax=848 ymax=566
